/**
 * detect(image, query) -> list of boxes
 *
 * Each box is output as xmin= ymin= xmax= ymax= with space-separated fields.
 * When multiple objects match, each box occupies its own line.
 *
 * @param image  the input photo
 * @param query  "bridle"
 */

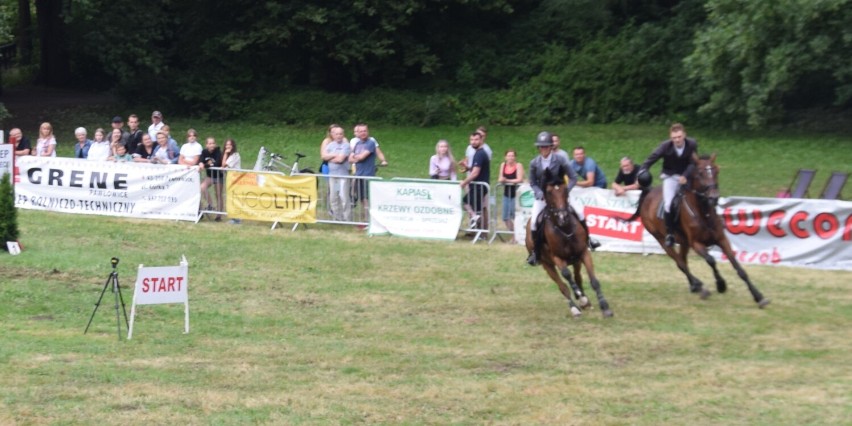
xmin=545 ymin=184 xmax=575 ymax=237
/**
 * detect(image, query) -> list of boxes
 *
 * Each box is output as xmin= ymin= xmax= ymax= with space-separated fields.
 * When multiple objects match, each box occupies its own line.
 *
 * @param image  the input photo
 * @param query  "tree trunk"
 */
xmin=17 ymin=0 xmax=34 ymax=65
xmin=35 ymin=0 xmax=70 ymax=86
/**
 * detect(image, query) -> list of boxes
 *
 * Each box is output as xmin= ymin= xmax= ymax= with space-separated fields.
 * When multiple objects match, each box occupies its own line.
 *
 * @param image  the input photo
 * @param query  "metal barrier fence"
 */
xmin=489 ymin=182 xmax=520 ymax=244
xmin=196 ymin=168 xmax=493 ymax=240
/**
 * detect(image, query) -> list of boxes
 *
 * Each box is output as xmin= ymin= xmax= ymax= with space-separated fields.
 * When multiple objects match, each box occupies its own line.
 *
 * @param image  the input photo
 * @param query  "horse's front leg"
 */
xmin=691 ymin=242 xmax=726 ymax=294
xmin=715 ymin=237 xmax=771 ymax=308
xmin=560 ymin=262 xmax=589 ymax=309
xmin=677 ymin=240 xmax=710 ymax=299
xmin=581 ymin=251 xmax=613 ymax=317
xmin=551 ymin=258 xmax=582 ymax=318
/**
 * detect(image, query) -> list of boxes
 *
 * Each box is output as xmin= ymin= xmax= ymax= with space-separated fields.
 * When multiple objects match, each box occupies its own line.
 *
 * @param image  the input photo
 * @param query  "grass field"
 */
xmin=1 ymin=117 xmax=850 ymax=423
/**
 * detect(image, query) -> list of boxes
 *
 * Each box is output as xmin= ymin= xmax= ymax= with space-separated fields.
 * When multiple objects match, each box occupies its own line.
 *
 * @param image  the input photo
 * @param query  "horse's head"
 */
xmin=690 ymin=153 xmax=720 ymax=208
xmin=544 ymin=168 xmax=571 ymax=227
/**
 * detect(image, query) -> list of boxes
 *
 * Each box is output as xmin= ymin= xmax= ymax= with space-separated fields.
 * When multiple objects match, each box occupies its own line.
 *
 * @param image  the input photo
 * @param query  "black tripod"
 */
xmin=84 ymin=257 xmax=129 ymax=340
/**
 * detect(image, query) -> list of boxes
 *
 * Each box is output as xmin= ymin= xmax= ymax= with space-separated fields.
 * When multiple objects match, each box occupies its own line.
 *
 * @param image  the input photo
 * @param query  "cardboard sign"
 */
xmin=127 ymin=256 xmax=190 ymax=339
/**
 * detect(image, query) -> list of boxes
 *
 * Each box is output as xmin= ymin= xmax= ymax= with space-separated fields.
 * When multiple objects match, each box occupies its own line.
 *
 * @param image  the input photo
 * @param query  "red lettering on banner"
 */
xmin=584 ymin=206 xmax=644 ymax=241
xmin=721 ymin=247 xmax=782 ymax=264
xmin=767 ymin=210 xmax=786 ymax=237
xmin=813 ymin=213 xmax=839 ymax=239
xmin=790 ymin=211 xmax=809 ymax=238
xmin=141 ymin=276 xmax=184 ymax=293
xmin=845 ymin=215 xmax=852 ymax=241
xmin=724 ymin=208 xmax=761 ymax=235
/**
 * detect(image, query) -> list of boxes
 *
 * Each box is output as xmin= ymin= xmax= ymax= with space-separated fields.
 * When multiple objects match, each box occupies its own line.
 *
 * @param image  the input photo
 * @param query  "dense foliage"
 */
xmin=2 ymin=0 xmax=850 ymax=127
xmin=0 ymin=172 xmax=18 ymax=250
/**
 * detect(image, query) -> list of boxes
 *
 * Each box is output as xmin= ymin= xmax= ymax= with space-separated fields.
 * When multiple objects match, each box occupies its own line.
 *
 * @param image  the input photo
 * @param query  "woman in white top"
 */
xmin=36 ymin=122 xmax=57 ymax=157
xmin=428 ymin=139 xmax=457 ymax=180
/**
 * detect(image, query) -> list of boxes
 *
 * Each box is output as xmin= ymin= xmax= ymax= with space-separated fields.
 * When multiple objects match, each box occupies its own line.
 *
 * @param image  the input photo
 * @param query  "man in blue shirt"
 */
xmin=349 ymin=123 xmax=378 ymax=221
xmin=570 ymin=146 xmax=607 ymax=189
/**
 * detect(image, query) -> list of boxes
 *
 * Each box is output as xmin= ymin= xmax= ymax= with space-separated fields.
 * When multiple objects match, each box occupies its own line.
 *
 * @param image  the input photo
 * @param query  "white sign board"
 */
xmin=128 ymin=257 xmax=189 ymax=339
xmin=0 ymin=141 xmax=12 ymax=180
xmin=368 ymin=180 xmax=463 ymax=240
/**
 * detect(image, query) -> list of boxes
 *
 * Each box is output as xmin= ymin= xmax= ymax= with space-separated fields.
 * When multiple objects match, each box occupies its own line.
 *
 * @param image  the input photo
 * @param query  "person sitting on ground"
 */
xmin=612 ymin=156 xmax=640 ymax=196
xmin=87 ymin=128 xmax=112 ymax=161
xmin=108 ymin=143 xmax=133 ymax=162
xmin=570 ymin=146 xmax=607 ymax=188
xmin=179 ymin=128 xmax=203 ymax=166
xmin=498 ymin=149 xmax=525 ymax=242
xmin=73 ymin=127 xmax=92 ymax=159
xmin=429 ymin=139 xmax=458 ymax=180
xmin=199 ymin=136 xmax=224 ymax=220
xmin=133 ymin=134 xmax=157 ymax=162
xmin=35 ymin=122 xmax=57 ymax=157
xmin=9 ymin=128 xmax=31 ymax=156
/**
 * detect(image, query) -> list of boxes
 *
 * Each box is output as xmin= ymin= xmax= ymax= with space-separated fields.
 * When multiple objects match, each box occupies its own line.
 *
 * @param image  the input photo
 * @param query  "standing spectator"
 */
xmin=221 ymin=138 xmax=242 ymax=225
xmin=88 ymin=128 xmax=112 ymax=161
xmin=111 ymin=116 xmax=130 ymax=146
xmin=570 ymin=146 xmax=607 ymax=188
xmin=179 ymin=129 xmax=203 ymax=166
xmin=152 ymin=131 xmax=179 ymax=164
xmin=498 ymin=149 xmax=525 ymax=242
xmin=349 ymin=123 xmax=378 ymax=222
xmin=72 ymin=127 xmax=92 ymax=159
xmin=429 ymin=139 xmax=457 ymax=180
xmin=460 ymin=131 xmax=490 ymax=229
xmin=460 ymin=126 xmax=493 ymax=175
xmin=35 ymin=122 xmax=57 ymax=157
xmin=612 ymin=156 xmax=640 ymax=196
xmin=349 ymin=123 xmax=388 ymax=168
xmin=639 ymin=123 xmax=699 ymax=247
xmin=320 ymin=123 xmax=346 ymax=175
xmin=199 ymin=137 xmax=224 ymax=220
xmin=148 ymin=111 xmax=165 ymax=142
xmin=9 ymin=128 xmax=31 ymax=156
xmin=126 ymin=114 xmax=144 ymax=155
xmin=322 ymin=125 xmax=352 ymax=221
xmin=551 ymin=133 xmax=571 ymax=163
xmin=133 ymin=134 xmax=157 ymax=162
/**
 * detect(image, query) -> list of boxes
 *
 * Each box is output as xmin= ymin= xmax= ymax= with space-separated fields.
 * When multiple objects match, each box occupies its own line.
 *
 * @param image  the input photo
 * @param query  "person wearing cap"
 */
xmin=148 ymin=111 xmax=165 ymax=142
xmin=526 ymin=131 xmax=575 ymax=266
xmin=111 ymin=115 xmax=130 ymax=147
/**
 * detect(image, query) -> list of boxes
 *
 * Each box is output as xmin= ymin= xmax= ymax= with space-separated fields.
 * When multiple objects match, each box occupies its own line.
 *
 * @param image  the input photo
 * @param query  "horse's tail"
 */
xmin=622 ymin=187 xmax=649 ymax=223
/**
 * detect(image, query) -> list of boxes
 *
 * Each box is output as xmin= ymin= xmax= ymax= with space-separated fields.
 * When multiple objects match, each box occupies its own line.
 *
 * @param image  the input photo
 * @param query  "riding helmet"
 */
xmin=535 ymin=131 xmax=554 ymax=147
xmin=637 ymin=168 xmax=652 ymax=187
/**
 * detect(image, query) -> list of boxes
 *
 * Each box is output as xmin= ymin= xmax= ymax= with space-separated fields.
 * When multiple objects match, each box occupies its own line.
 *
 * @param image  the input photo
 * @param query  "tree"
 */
xmin=34 ymin=0 xmax=70 ymax=86
xmin=686 ymin=0 xmax=852 ymax=127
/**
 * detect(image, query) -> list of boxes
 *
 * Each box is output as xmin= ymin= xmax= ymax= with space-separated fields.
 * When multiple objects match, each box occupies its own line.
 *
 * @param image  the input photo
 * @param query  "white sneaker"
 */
xmin=468 ymin=214 xmax=480 ymax=228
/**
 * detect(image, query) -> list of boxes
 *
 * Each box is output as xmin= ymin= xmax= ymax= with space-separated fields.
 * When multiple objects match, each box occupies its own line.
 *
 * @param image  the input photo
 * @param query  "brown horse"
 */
xmin=626 ymin=153 xmax=770 ymax=308
xmin=526 ymin=170 xmax=613 ymax=318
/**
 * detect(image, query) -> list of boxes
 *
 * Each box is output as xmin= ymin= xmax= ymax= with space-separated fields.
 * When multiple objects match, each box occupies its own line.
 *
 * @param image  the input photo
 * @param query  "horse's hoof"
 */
xmin=716 ymin=280 xmax=727 ymax=293
xmin=758 ymin=298 xmax=771 ymax=309
xmin=699 ymin=289 xmax=711 ymax=300
xmin=579 ymin=296 xmax=591 ymax=309
xmin=602 ymin=309 xmax=614 ymax=318
xmin=570 ymin=307 xmax=582 ymax=317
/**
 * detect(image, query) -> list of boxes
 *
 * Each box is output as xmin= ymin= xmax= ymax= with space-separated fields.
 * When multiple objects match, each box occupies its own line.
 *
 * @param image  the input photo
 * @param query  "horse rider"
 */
xmin=528 ymin=131 xmax=605 ymax=266
xmin=638 ymin=123 xmax=699 ymax=247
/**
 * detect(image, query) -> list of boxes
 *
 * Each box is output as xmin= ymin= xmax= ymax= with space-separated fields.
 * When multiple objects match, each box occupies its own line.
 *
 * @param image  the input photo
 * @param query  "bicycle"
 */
xmin=254 ymin=146 xmax=316 ymax=175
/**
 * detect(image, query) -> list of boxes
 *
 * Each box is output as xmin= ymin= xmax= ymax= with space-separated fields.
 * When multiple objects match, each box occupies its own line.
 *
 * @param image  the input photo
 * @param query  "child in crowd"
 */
xmin=109 ymin=143 xmax=133 ymax=162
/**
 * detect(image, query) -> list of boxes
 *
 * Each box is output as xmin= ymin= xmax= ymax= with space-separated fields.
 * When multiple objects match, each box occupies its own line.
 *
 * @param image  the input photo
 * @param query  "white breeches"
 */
xmin=530 ymin=199 xmax=546 ymax=231
xmin=661 ymin=174 xmax=681 ymax=213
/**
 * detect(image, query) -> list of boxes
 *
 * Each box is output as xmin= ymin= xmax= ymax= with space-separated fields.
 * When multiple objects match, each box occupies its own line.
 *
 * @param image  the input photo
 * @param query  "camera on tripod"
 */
xmin=111 ymin=257 xmax=120 ymax=268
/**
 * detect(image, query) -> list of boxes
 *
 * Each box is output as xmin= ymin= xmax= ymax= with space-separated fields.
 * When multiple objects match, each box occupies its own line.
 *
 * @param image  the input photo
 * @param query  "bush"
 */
xmin=0 ymin=172 xmax=18 ymax=251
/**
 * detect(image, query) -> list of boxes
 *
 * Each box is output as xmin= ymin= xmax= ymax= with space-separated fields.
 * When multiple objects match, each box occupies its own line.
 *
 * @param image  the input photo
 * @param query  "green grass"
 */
xmin=2 ymin=117 xmax=850 ymax=423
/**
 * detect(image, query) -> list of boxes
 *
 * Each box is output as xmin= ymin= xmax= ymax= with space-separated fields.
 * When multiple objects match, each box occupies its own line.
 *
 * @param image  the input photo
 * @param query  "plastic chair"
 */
xmin=819 ymin=172 xmax=848 ymax=200
xmin=785 ymin=169 xmax=816 ymax=198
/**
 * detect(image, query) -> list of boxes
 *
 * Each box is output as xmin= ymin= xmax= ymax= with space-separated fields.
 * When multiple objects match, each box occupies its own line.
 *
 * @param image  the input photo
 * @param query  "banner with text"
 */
xmin=226 ymin=171 xmax=317 ymax=223
xmin=14 ymin=156 xmax=200 ymax=220
xmin=0 ymin=142 xmax=12 ymax=179
xmin=570 ymin=187 xmax=852 ymax=270
xmin=369 ymin=180 xmax=463 ymax=240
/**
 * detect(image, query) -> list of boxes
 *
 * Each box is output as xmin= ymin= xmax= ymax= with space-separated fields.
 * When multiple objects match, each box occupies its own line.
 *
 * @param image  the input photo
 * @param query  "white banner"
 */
xmin=369 ymin=180 xmax=463 ymax=240
xmin=569 ymin=187 xmax=852 ymax=270
xmin=13 ymin=156 xmax=200 ymax=221
xmin=0 ymin=142 xmax=12 ymax=180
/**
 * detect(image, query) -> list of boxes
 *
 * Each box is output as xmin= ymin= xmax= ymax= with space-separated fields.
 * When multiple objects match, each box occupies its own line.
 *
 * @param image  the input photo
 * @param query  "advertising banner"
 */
xmin=226 ymin=171 xmax=317 ymax=223
xmin=369 ymin=180 xmax=463 ymax=240
xmin=13 ymin=156 xmax=200 ymax=220
xmin=1 ymin=141 xmax=13 ymax=179
xmin=569 ymin=187 xmax=852 ymax=270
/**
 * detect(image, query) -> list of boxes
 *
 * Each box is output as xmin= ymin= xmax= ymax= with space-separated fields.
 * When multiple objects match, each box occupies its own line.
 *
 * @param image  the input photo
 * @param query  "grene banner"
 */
xmin=369 ymin=180 xmax=463 ymax=240
xmin=14 ymin=156 xmax=200 ymax=221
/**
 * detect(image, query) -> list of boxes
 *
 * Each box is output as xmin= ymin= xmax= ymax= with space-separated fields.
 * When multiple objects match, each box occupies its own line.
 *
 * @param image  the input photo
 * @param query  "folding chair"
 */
xmin=785 ymin=169 xmax=816 ymax=198
xmin=819 ymin=171 xmax=848 ymax=200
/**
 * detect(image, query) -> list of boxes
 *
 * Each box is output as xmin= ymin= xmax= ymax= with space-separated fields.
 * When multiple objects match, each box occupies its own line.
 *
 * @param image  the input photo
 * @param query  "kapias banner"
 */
xmin=369 ymin=180 xmax=463 ymax=240
xmin=14 ymin=156 xmax=201 ymax=221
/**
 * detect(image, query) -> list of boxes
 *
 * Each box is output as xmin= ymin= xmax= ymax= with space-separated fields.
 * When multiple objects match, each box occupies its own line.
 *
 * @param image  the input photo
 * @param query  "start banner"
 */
xmin=14 ymin=156 xmax=200 ymax=220
xmin=226 ymin=171 xmax=317 ymax=223
xmin=369 ymin=180 xmax=463 ymax=240
xmin=570 ymin=187 xmax=852 ymax=270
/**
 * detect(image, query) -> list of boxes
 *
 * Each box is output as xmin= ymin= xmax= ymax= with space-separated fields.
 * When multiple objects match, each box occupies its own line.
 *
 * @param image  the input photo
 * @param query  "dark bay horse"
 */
xmin=626 ymin=153 xmax=770 ymax=308
xmin=526 ymin=171 xmax=613 ymax=318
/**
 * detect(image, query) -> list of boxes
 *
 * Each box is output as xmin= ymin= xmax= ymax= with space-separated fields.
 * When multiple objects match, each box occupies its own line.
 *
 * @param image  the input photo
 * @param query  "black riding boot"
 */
xmin=580 ymin=219 xmax=601 ymax=251
xmin=664 ymin=211 xmax=676 ymax=247
xmin=527 ymin=225 xmax=543 ymax=266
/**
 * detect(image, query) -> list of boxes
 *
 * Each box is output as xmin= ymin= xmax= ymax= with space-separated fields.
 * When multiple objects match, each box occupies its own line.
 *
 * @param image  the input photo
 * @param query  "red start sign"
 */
xmin=585 ymin=206 xmax=645 ymax=242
